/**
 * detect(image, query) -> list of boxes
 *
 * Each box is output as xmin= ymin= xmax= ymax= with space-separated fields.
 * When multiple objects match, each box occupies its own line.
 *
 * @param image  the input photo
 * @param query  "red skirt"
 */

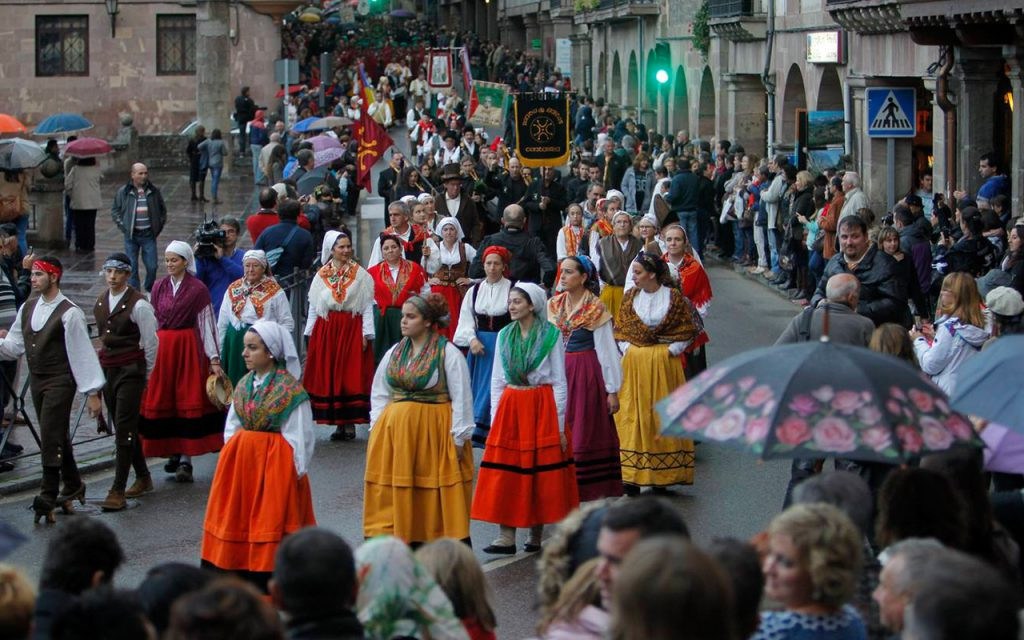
xmin=471 ymin=385 xmax=579 ymax=528
xmin=430 ymin=283 xmax=464 ymax=342
xmin=566 ymin=350 xmax=623 ymax=501
xmin=139 ymin=328 xmax=224 ymax=457
xmin=201 ymin=430 xmax=316 ymax=573
xmin=304 ymin=311 xmax=373 ymax=425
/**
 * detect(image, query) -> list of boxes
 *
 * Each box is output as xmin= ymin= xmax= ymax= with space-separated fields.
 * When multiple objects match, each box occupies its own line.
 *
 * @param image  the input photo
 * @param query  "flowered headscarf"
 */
xmin=355 ymin=536 xmax=470 ymax=640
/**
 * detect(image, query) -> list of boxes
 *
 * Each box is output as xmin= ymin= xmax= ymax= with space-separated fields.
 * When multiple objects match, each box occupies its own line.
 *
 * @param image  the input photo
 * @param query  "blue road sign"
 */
xmin=866 ymin=87 xmax=916 ymax=138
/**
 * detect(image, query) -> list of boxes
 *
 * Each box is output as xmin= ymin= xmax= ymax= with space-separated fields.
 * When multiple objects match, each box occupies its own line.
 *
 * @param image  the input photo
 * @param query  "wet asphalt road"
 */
xmin=0 ymin=264 xmax=799 ymax=639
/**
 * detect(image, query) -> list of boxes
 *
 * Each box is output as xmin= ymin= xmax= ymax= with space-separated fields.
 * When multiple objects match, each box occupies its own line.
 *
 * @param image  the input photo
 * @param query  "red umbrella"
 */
xmin=0 ymin=114 xmax=26 ymax=135
xmin=275 ymin=85 xmax=306 ymax=98
xmin=65 ymin=137 xmax=113 ymax=158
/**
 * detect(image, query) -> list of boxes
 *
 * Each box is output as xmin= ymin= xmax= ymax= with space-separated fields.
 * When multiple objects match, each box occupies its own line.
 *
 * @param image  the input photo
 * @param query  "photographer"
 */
xmin=194 ymin=217 xmax=244 ymax=315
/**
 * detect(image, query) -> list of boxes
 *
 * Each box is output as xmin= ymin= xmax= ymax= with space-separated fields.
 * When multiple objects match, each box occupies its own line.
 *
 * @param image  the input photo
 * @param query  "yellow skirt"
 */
xmin=616 ymin=344 xmax=695 ymax=487
xmin=600 ymin=285 xmax=625 ymax=322
xmin=364 ymin=401 xmax=474 ymax=544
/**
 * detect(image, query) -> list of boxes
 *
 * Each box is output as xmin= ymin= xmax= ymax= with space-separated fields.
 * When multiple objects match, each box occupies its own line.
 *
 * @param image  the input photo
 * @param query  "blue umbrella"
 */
xmin=33 ymin=112 xmax=93 ymax=136
xmin=950 ymin=335 xmax=1024 ymax=430
xmin=290 ymin=117 xmax=325 ymax=134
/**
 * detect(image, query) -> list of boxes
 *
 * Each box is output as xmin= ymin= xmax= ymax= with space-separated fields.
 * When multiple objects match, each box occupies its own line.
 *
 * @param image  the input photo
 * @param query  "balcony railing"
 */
xmin=709 ymin=0 xmax=754 ymax=18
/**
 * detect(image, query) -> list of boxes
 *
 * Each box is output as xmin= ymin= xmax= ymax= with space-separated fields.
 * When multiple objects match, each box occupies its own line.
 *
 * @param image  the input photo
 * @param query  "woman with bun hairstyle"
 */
xmin=615 ymin=252 xmax=702 ymax=495
xmin=303 ymin=230 xmax=376 ymax=441
xmin=472 ymin=283 xmax=579 ymax=555
xmin=368 ymin=233 xmax=431 ymax=364
xmin=547 ymin=255 xmax=623 ymax=501
xmin=364 ymin=293 xmax=475 ymax=546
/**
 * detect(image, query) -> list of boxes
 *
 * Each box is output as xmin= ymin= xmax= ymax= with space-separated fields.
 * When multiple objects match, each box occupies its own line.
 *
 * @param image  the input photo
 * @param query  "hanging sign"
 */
xmin=514 ymin=92 xmax=570 ymax=167
xmin=427 ymin=49 xmax=453 ymax=89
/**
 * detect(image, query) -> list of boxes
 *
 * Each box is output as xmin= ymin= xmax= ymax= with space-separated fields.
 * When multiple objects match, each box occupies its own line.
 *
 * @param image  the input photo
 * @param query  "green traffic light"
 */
xmin=655 ymin=69 xmax=669 ymax=84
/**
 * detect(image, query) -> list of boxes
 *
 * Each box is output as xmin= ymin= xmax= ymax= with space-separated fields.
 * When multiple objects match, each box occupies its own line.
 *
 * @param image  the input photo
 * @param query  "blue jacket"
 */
xmin=196 ymin=250 xmax=244 ymax=315
xmin=977 ymin=174 xmax=1010 ymax=206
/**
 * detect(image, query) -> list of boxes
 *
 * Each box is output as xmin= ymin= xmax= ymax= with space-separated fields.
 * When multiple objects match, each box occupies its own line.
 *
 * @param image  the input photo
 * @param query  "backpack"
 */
xmin=266 ymin=226 xmax=300 ymax=269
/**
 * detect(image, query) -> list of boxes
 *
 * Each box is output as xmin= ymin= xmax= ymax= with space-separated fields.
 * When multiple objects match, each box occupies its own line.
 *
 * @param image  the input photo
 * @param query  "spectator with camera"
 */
xmin=254 ymin=199 xmax=315 ymax=285
xmin=195 ymin=217 xmax=244 ymax=316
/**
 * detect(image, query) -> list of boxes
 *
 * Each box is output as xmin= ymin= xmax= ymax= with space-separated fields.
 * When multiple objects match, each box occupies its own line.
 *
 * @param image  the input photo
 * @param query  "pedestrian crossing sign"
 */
xmin=866 ymin=87 xmax=916 ymax=138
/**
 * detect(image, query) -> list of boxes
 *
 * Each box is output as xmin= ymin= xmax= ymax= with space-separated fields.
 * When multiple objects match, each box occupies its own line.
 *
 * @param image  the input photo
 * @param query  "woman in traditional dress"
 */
xmin=548 ymin=256 xmax=624 ymax=501
xmin=472 ymin=283 xmax=579 ymax=555
xmin=452 ymin=246 xmax=513 ymax=449
xmin=635 ymin=213 xmax=667 ymax=255
xmin=557 ymin=204 xmax=588 ymax=261
xmin=304 ymin=230 xmax=375 ymax=441
xmin=615 ymin=253 xmax=702 ymax=496
xmin=201 ymin=320 xmax=315 ymax=590
xmin=428 ymin=217 xmax=476 ymax=342
xmin=364 ymin=294 xmax=475 ymax=546
xmin=368 ymin=234 xmax=431 ymax=364
xmin=217 ymin=250 xmax=293 ymax=385
xmin=139 ymin=241 xmax=224 ymax=484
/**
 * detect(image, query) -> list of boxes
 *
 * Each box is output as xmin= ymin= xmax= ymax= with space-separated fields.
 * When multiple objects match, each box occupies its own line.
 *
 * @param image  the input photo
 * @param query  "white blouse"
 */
xmin=490 ymin=328 xmax=568 ymax=433
xmin=556 ymin=226 xmax=585 ymax=261
xmin=107 ymin=289 xmax=160 ymax=376
xmin=304 ymin=265 xmax=375 ymax=338
xmin=578 ymin=321 xmax=623 ymax=394
xmin=217 ymin=281 xmax=294 ymax=336
xmin=623 ymin=253 xmax=710 ymax=316
xmin=616 ymin=285 xmax=691 ymax=356
xmin=369 ymin=341 xmax=475 ymax=446
xmin=434 ymin=241 xmax=478 ymax=268
xmin=223 ymin=371 xmax=315 ymax=477
xmin=169 ymin=275 xmax=219 ymax=360
xmin=453 ymin=279 xmax=511 ymax=347
xmin=367 ymin=233 xmax=439 ymax=272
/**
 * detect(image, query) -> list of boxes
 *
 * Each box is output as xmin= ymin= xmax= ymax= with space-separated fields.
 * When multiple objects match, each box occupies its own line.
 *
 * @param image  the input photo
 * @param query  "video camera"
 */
xmin=194 ymin=220 xmax=225 ymax=260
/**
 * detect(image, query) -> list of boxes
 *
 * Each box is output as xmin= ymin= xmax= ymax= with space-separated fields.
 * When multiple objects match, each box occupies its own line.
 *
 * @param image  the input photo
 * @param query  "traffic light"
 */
xmin=656 ymin=69 xmax=669 ymax=85
xmin=652 ymin=42 xmax=671 ymax=92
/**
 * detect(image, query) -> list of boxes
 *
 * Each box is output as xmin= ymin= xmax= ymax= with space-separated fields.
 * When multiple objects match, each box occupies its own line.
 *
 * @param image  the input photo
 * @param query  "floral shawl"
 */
xmin=227 ymin=276 xmax=282 ymax=319
xmin=547 ymin=290 xmax=611 ymax=337
xmin=232 ymin=368 xmax=308 ymax=433
xmin=562 ymin=225 xmax=584 ymax=256
xmin=669 ymin=252 xmax=713 ymax=315
xmin=499 ymin=319 xmax=560 ymax=385
xmin=385 ymin=332 xmax=445 ymax=392
xmin=319 ymin=259 xmax=360 ymax=305
xmin=356 ymin=536 xmax=470 ymax=640
xmin=386 ymin=223 xmax=431 ymax=255
xmin=614 ymin=286 xmax=700 ymax=347
xmin=592 ymin=218 xmax=613 ymax=238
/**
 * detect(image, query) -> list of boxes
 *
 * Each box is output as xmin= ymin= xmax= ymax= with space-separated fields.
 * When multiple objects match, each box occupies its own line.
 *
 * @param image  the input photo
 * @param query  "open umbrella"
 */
xmin=274 ymin=85 xmax=306 ymax=98
xmin=290 ymin=116 xmax=325 ymax=134
xmin=314 ymin=147 xmax=345 ymax=168
xmin=0 ymin=114 xmax=26 ymax=135
xmin=949 ymin=335 xmax=1024 ymax=430
xmin=307 ymin=134 xmax=343 ymax=152
xmin=310 ymin=115 xmax=354 ymax=129
xmin=33 ymin=112 xmax=93 ymax=136
xmin=0 ymin=138 xmax=46 ymax=170
xmin=656 ymin=340 xmax=980 ymax=463
xmin=64 ymin=137 xmax=113 ymax=158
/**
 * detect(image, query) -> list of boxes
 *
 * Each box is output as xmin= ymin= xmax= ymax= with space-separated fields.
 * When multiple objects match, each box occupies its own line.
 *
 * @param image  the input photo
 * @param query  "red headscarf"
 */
xmin=482 ymin=245 xmax=512 ymax=277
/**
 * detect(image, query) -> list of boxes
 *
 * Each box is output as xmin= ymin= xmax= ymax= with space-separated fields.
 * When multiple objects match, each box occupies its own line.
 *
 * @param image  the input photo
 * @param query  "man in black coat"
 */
xmin=376 ymin=150 xmax=404 ymax=209
xmin=810 ymin=216 xmax=908 ymax=327
xmin=234 ymin=86 xmax=258 ymax=157
xmin=469 ymin=205 xmax=556 ymax=287
xmin=595 ymin=138 xmax=630 ymax=191
xmin=522 ymin=166 xmax=567 ymax=257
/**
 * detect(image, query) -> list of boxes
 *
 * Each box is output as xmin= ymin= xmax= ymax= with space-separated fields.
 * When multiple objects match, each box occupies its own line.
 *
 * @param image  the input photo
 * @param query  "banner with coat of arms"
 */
xmin=469 ymin=81 xmax=509 ymax=128
xmin=513 ymin=92 xmax=570 ymax=168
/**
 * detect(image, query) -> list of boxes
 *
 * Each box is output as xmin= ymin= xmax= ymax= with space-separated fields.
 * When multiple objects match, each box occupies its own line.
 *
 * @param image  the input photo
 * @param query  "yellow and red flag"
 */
xmin=355 ymin=113 xmax=393 ymax=193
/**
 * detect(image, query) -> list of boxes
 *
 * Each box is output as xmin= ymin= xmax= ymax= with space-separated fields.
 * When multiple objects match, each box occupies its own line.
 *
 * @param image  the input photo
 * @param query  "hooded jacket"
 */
xmin=913 ymin=316 xmax=989 ymax=395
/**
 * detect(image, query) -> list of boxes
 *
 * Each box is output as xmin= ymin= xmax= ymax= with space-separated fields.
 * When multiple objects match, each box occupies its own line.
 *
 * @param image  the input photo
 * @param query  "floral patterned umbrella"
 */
xmin=656 ymin=342 xmax=981 ymax=463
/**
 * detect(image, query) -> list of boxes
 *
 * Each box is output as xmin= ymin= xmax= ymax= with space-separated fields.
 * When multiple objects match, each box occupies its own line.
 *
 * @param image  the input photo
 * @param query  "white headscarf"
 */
xmin=321 ymin=230 xmax=346 ymax=265
xmin=436 ymin=216 xmax=464 ymax=241
xmin=612 ymin=210 xmax=633 ymax=225
xmin=165 ymin=240 xmax=196 ymax=275
xmin=638 ymin=213 xmax=659 ymax=230
xmin=605 ymin=189 xmax=625 ymax=205
xmin=400 ymin=194 xmax=418 ymax=205
xmin=513 ymin=282 xmax=549 ymax=321
xmin=250 ymin=319 xmax=302 ymax=379
xmin=271 ymin=183 xmax=289 ymax=200
xmin=243 ymin=249 xmax=269 ymax=267
xmin=417 ymin=192 xmax=434 ymax=204
xmin=648 ymin=177 xmax=672 ymax=218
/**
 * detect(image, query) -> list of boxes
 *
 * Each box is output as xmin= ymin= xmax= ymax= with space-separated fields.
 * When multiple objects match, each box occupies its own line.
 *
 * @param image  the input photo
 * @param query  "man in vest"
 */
xmin=593 ymin=211 xmax=644 ymax=320
xmin=0 ymin=256 xmax=104 ymax=523
xmin=94 ymin=252 xmax=159 ymax=511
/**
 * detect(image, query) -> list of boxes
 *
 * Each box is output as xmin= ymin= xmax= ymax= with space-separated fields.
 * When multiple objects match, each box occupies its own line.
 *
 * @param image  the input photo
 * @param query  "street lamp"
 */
xmin=105 ymin=0 xmax=119 ymax=38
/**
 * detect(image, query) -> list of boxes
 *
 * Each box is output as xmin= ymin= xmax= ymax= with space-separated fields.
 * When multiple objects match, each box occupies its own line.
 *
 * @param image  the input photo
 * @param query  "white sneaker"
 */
xmin=749 ymin=266 xmax=765 ymax=274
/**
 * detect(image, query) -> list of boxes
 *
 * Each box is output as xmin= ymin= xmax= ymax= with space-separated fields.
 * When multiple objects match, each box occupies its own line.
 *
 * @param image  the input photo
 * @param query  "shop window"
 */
xmin=157 ymin=14 xmax=196 ymax=75
xmin=36 ymin=15 xmax=89 ymax=77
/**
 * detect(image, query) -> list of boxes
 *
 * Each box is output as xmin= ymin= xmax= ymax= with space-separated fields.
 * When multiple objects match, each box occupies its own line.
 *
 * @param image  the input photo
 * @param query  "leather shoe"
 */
xmin=482 ymin=544 xmax=516 ymax=555
xmin=175 ymin=463 xmax=194 ymax=483
xmin=524 ymin=542 xmax=542 ymax=553
xmin=124 ymin=475 xmax=153 ymax=498
xmin=99 ymin=490 xmax=127 ymax=512
xmin=164 ymin=454 xmax=181 ymax=473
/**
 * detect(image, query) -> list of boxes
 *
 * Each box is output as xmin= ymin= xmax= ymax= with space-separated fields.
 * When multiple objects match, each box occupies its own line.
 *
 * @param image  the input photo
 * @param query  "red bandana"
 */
xmin=33 ymin=260 xmax=61 ymax=279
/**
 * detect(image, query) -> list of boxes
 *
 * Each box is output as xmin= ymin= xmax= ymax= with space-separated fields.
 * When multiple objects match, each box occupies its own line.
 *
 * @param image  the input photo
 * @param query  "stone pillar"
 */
xmin=570 ymin=33 xmax=589 ymax=92
xmin=196 ymin=0 xmax=233 ymax=170
xmin=723 ymin=73 xmax=766 ymax=155
xmin=1005 ymin=46 xmax=1024 ymax=216
xmin=28 ymin=177 xmax=66 ymax=250
xmin=848 ymin=75 xmax=915 ymax=214
xmin=952 ymin=47 xmax=1003 ymax=198
xmin=923 ymin=77 xmax=950 ymax=198
xmin=524 ymin=14 xmax=540 ymax=55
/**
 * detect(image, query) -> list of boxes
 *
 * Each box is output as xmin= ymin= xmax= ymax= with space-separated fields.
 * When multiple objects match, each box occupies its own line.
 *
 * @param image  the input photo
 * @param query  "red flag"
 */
xmin=355 ymin=115 xmax=394 ymax=193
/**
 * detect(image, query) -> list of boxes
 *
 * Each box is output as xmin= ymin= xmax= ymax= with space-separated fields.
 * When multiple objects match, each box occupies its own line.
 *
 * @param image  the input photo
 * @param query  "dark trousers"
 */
xmin=30 ymin=373 xmax=80 ymax=496
xmin=103 ymin=362 xmax=149 ymax=490
xmin=70 ymin=209 xmax=96 ymax=251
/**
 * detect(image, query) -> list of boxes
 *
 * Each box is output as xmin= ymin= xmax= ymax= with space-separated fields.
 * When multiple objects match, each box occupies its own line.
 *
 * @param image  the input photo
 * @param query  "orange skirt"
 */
xmin=201 ymin=430 xmax=316 ymax=573
xmin=471 ymin=385 xmax=579 ymax=528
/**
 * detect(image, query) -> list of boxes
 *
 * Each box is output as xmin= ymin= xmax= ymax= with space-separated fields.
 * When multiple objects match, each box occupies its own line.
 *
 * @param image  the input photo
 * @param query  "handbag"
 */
xmin=266 ymin=226 xmax=300 ymax=269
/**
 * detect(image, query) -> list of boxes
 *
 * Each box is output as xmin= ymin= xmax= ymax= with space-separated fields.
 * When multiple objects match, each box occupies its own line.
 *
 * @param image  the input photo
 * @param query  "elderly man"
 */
xmin=435 ymin=163 xmax=479 ymax=244
xmin=110 ymin=163 xmax=167 ymax=293
xmin=839 ymin=171 xmax=869 ymax=220
xmin=469 ymin=204 xmax=555 ymax=287
xmin=872 ymin=538 xmax=946 ymax=636
xmin=367 ymin=200 xmax=436 ymax=268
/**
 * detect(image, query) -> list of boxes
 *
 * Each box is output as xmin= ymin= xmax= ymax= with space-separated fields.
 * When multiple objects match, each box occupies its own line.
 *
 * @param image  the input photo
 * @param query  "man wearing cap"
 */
xmin=0 ymin=256 xmax=104 ymax=523
xmin=435 ymin=164 xmax=480 ymax=245
xmin=93 ymin=253 xmax=159 ymax=511
xmin=460 ymin=126 xmax=480 ymax=162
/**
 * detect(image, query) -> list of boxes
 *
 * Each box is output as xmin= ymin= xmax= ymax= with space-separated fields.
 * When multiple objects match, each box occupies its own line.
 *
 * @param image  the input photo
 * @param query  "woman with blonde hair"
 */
xmin=910 ymin=272 xmax=989 ymax=395
xmin=869 ymin=323 xmax=919 ymax=368
xmin=535 ymin=558 xmax=606 ymax=639
xmin=754 ymin=503 xmax=867 ymax=639
xmin=416 ymin=538 xmax=498 ymax=640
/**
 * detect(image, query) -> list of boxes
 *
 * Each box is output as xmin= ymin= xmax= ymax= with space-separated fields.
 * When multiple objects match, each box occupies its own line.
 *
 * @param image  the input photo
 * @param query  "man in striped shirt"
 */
xmin=110 ymin=164 xmax=167 ymax=292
